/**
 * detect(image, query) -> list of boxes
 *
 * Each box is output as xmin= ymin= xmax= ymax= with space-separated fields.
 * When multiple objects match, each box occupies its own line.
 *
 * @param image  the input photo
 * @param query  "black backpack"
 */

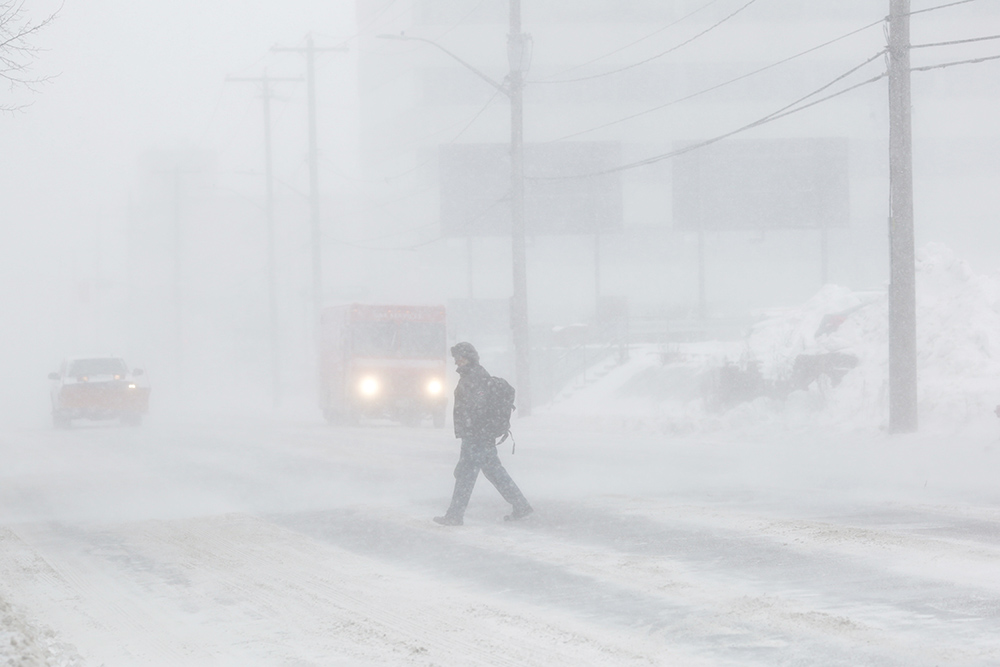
xmin=484 ymin=376 xmax=516 ymax=449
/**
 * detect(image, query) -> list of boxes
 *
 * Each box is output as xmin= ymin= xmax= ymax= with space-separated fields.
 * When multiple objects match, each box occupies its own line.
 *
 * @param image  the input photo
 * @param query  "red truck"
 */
xmin=320 ymin=304 xmax=448 ymax=426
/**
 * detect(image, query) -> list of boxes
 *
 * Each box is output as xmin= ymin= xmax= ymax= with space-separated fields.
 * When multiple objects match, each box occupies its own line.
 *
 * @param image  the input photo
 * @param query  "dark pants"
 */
xmin=445 ymin=438 xmax=529 ymax=519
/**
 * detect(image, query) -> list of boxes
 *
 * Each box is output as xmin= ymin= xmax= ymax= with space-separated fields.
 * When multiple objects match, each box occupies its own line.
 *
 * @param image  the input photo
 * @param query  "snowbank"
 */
xmin=544 ymin=243 xmax=1000 ymax=436
xmin=0 ymin=595 xmax=85 ymax=667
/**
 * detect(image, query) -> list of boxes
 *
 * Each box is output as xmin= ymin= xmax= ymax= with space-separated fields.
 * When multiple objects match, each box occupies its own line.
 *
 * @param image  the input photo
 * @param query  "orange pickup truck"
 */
xmin=49 ymin=356 xmax=150 ymax=427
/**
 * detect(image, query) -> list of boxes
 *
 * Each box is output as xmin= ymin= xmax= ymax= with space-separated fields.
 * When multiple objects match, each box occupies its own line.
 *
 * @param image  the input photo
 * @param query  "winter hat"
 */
xmin=450 ymin=342 xmax=479 ymax=363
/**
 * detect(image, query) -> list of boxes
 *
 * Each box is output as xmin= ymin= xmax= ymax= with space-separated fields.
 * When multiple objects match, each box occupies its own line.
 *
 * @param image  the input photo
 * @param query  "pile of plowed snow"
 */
xmin=544 ymin=243 xmax=1000 ymax=435
xmin=0 ymin=594 xmax=85 ymax=667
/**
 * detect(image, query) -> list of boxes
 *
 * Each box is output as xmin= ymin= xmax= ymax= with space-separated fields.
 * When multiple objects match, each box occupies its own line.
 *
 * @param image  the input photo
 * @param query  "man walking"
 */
xmin=434 ymin=342 xmax=532 ymax=526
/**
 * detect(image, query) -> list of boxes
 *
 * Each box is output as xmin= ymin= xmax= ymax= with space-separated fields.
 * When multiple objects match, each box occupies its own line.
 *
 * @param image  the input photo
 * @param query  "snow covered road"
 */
xmin=1 ymin=413 xmax=999 ymax=665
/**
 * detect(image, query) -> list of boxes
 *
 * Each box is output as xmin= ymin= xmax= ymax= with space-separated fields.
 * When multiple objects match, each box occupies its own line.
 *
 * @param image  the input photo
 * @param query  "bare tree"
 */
xmin=1 ymin=0 xmax=58 ymax=113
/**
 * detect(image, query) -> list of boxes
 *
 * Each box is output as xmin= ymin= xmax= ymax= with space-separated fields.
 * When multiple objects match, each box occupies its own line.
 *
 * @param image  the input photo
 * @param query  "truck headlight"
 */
xmin=427 ymin=379 xmax=443 ymax=395
xmin=358 ymin=376 xmax=380 ymax=397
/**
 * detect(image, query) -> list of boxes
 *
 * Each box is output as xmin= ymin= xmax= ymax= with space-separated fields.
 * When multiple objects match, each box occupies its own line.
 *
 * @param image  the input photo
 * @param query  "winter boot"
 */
xmin=504 ymin=505 xmax=533 ymax=522
xmin=433 ymin=514 xmax=463 ymax=526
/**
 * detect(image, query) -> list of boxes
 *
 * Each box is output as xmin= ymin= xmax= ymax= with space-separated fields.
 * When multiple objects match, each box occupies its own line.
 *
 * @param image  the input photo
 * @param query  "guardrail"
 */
xmin=531 ymin=323 xmax=629 ymax=406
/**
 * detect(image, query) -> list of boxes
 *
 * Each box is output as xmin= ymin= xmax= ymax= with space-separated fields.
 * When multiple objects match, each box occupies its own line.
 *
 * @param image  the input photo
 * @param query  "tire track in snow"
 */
xmin=5 ymin=514 xmax=688 ymax=666
xmin=272 ymin=508 xmax=852 ymax=666
xmin=125 ymin=513 xmax=690 ymax=666
xmin=0 ymin=524 xmax=215 ymax=665
xmin=521 ymin=500 xmax=1000 ymax=664
xmin=274 ymin=503 xmax=1000 ymax=666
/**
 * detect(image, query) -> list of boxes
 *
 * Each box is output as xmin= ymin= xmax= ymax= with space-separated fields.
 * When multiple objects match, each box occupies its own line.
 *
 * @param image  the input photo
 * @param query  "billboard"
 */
xmin=672 ymin=138 xmax=849 ymax=231
xmin=440 ymin=142 xmax=623 ymax=236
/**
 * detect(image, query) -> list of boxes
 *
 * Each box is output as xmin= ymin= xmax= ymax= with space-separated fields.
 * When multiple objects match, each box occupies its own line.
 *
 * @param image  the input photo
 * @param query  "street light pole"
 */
xmin=378 ymin=14 xmax=534 ymax=414
xmin=227 ymin=70 xmax=303 ymax=408
xmin=508 ymin=0 xmax=532 ymax=415
xmin=273 ymin=37 xmax=349 ymax=330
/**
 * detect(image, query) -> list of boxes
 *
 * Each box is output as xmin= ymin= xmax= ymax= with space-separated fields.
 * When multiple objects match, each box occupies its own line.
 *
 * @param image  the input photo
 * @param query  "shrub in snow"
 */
xmin=742 ymin=242 xmax=1000 ymax=431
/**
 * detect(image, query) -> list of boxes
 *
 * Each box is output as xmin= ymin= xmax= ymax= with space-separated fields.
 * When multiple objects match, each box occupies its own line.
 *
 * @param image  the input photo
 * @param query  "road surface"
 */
xmin=1 ymin=411 xmax=998 ymax=665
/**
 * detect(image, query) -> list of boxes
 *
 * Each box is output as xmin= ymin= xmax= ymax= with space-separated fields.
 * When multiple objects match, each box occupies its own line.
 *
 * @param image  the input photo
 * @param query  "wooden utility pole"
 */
xmin=377 ymin=19 xmax=532 ymax=411
xmin=171 ymin=165 xmax=183 ymax=374
xmin=227 ymin=70 xmax=302 ymax=407
xmin=888 ymin=0 xmax=917 ymax=432
xmin=158 ymin=164 xmax=199 ymax=380
xmin=509 ymin=0 xmax=533 ymax=415
xmin=273 ymin=36 xmax=348 ymax=328
xmin=697 ymin=228 xmax=707 ymax=320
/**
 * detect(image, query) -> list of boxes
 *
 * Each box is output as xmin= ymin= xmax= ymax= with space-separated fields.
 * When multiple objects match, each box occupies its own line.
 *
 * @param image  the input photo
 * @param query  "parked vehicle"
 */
xmin=320 ymin=304 xmax=448 ymax=426
xmin=48 ymin=356 xmax=150 ymax=427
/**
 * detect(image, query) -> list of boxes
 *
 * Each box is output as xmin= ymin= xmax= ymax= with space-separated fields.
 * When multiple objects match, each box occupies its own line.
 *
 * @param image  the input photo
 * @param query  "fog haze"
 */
xmin=4 ymin=2 xmax=1000 ymax=664
xmin=2 ymin=0 xmax=356 ymax=418
xmin=4 ymin=0 xmax=1000 ymax=424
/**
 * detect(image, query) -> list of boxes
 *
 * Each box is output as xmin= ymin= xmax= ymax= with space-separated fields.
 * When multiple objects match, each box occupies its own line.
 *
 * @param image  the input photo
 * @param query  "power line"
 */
xmin=402 ymin=193 xmax=513 ymax=250
xmin=908 ymin=0 xmax=980 ymax=17
xmin=321 ymin=86 xmax=506 ymax=186
xmin=912 ymin=33 xmax=1000 ymax=48
xmin=380 ymin=86 xmax=506 ymax=182
xmin=617 ymin=72 xmax=887 ymax=176
xmin=536 ymin=55 xmax=888 ymax=179
xmin=911 ymin=51 xmax=1000 ymax=71
xmin=433 ymin=0 xmax=492 ymax=40
xmin=536 ymin=0 xmax=726 ymax=81
xmin=533 ymin=0 xmax=759 ymax=85
xmin=319 ymin=91 xmax=506 ymax=218
xmin=545 ymin=17 xmax=887 ymax=143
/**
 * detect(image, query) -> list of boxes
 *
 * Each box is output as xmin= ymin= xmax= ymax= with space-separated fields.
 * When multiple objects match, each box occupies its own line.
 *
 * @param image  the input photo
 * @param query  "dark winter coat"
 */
xmin=453 ymin=360 xmax=493 ymax=441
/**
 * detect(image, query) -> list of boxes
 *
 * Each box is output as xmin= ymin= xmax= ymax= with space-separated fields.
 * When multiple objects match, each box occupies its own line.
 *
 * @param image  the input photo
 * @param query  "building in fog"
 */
xmin=343 ymin=0 xmax=1000 ymax=362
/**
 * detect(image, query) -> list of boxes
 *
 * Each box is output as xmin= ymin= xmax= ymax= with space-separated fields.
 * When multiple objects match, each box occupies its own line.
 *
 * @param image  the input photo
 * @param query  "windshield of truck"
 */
xmin=398 ymin=322 xmax=445 ymax=357
xmin=352 ymin=322 xmax=444 ymax=358
xmin=68 ymin=358 xmax=128 ymax=377
xmin=352 ymin=323 xmax=397 ymax=357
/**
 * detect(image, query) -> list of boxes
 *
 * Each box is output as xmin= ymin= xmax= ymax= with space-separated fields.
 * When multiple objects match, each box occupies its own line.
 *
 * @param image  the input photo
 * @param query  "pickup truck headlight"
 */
xmin=426 ymin=379 xmax=443 ymax=396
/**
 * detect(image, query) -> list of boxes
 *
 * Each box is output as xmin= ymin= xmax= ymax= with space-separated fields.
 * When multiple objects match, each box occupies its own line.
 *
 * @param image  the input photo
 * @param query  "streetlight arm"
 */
xmin=377 ymin=34 xmax=509 ymax=96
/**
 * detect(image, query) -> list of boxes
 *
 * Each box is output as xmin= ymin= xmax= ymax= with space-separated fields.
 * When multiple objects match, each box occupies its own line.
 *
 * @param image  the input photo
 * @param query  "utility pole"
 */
xmin=160 ymin=163 xmax=202 ymax=380
xmin=150 ymin=162 xmax=198 ymax=383
xmin=227 ymin=70 xmax=302 ymax=408
xmin=888 ymin=0 xmax=917 ymax=432
xmin=377 ymin=19 xmax=533 ymax=412
xmin=820 ymin=225 xmax=829 ymax=285
xmin=594 ymin=231 xmax=601 ymax=310
xmin=697 ymin=228 xmax=707 ymax=320
xmin=171 ymin=165 xmax=183 ymax=375
xmin=273 ymin=36 xmax=348 ymax=328
xmin=509 ymin=0 xmax=533 ymax=415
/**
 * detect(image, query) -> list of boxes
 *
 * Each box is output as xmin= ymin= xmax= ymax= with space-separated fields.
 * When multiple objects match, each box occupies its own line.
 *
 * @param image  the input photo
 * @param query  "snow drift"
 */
xmin=546 ymin=243 xmax=1000 ymax=435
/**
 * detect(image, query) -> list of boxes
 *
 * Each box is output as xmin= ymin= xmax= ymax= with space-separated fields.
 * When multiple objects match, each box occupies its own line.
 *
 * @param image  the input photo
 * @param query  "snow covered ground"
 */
xmin=0 ymin=414 xmax=1000 ymax=666
xmin=2 ymin=244 xmax=1000 ymax=666
xmin=1 ymin=410 xmax=998 ymax=666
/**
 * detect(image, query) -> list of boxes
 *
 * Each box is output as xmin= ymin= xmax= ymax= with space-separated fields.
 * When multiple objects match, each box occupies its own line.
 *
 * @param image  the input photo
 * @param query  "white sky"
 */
xmin=2 ymin=0 xmax=354 ymax=225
